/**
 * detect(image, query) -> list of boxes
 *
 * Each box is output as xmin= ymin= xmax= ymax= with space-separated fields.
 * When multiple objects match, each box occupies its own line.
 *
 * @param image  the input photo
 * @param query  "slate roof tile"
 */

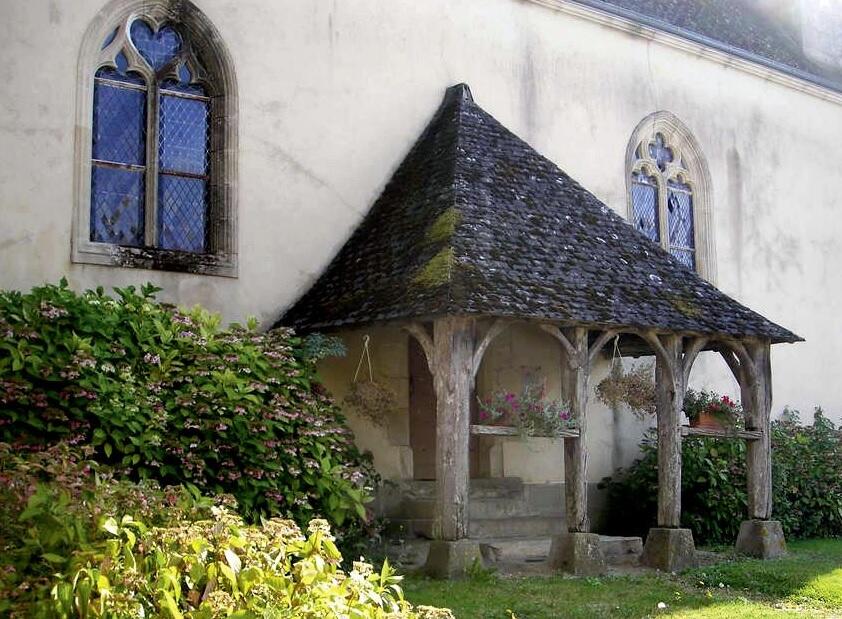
xmin=280 ymin=84 xmax=801 ymax=345
xmin=578 ymin=0 xmax=842 ymax=93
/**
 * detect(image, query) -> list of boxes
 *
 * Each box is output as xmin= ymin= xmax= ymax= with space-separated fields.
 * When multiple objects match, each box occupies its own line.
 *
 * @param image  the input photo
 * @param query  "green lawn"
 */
xmin=402 ymin=539 xmax=842 ymax=618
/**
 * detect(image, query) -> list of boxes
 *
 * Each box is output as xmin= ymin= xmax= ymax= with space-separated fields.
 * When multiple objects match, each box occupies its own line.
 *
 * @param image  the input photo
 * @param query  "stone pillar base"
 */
xmin=423 ymin=540 xmax=483 ymax=579
xmin=735 ymin=520 xmax=786 ymax=559
xmin=641 ymin=528 xmax=697 ymax=572
xmin=548 ymin=532 xmax=606 ymax=576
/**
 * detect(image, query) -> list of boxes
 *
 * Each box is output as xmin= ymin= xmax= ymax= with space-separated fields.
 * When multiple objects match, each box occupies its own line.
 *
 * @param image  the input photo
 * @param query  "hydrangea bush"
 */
xmin=0 ymin=442 xmax=215 ymax=616
xmin=0 ymin=443 xmax=451 ymax=618
xmin=52 ymin=511 xmax=452 ymax=618
xmin=0 ymin=281 xmax=376 ymax=536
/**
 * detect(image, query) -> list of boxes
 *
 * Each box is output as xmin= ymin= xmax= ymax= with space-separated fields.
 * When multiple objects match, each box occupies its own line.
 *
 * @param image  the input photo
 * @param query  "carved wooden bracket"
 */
xmin=539 ymin=324 xmax=580 ymax=369
xmin=718 ymin=339 xmax=759 ymax=389
xmin=637 ymin=330 xmax=708 ymax=386
xmin=472 ymin=319 xmax=510 ymax=379
xmin=540 ymin=324 xmax=619 ymax=370
xmin=405 ymin=318 xmax=513 ymax=382
xmin=404 ymin=322 xmax=436 ymax=375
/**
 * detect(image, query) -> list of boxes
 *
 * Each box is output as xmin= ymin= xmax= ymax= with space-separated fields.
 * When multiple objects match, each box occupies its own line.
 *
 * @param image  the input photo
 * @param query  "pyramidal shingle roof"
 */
xmin=280 ymin=84 xmax=800 ymax=344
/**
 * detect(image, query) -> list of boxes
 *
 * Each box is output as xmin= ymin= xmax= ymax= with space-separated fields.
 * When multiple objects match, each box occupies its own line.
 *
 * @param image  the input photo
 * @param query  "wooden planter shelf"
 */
xmin=681 ymin=426 xmax=763 ymax=441
xmin=470 ymin=424 xmax=580 ymax=438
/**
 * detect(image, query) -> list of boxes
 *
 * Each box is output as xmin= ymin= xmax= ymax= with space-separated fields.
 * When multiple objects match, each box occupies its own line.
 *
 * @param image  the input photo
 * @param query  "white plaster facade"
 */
xmin=1 ymin=0 xmax=841 ymax=487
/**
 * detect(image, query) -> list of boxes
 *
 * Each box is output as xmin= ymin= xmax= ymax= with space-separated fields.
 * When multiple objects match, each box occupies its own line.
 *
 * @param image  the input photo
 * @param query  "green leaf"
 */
xmin=224 ymin=548 xmax=242 ymax=574
xmin=161 ymin=591 xmax=183 ymax=619
xmin=102 ymin=517 xmax=119 ymax=536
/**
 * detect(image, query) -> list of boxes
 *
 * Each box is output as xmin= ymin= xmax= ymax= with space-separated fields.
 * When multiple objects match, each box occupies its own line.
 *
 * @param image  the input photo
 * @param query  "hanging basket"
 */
xmin=595 ymin=338 xmax=656 ymax=420
xmin=343 ymin=335 xmax=397 ymax=427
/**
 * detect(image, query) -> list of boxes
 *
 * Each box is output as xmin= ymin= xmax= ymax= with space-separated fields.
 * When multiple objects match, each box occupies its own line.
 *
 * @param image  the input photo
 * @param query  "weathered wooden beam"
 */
xmin=741 ymin=340 xmax=773 ymax=520
xmin=539 ymin=324 xmax=579 ymax=369
xmin=562 ymin=327 xmax=590 ymax=533
xmin=587 ymin=329 xmax=619 ymax=366
xmin=654 ymin=334 xmax=684 ymax=528
xmin=723 ymin=339 xmax=758 ymax=388
xmin=681 ymin=426 xmax=762 ymax=440
xmin=472 ymin=319 xmax=510 ymax=380
xmin=639 ymin=330 xmax=676 ymax=384
xmin=432 ymin=316 xmax=475 ymax=540
xmin=719 ymin=348 xmax=747 ymax=388
xmin=682 ymin=337 xmax=709 ymax=384
xmin=470 ymin=424 xmax=580 ymax=438
xmin=404 ymin=322 xmax=435 ymax=374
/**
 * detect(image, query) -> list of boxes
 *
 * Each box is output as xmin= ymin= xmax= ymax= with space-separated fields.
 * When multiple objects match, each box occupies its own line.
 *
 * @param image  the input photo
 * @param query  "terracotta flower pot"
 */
xmin=689 ymin=410 xmax=723 ymax=430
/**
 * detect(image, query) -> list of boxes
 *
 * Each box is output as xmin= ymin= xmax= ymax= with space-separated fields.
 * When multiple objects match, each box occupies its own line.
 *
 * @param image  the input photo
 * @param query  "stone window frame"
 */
xmin=72 ymin=0 xmax=238 ymax=277
xmin=625 ymin=111 xmax=716 ymax=283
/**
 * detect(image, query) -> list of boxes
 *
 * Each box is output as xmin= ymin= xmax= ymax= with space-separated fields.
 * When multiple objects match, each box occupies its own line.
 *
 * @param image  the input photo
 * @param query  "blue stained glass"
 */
xmin=158 ymin=175 xmax=206 ymax=252
xmin=92 ymin=81 xmax=146 ymax=165
xmin=91 ymin=166 xmax=145 ymax=245
xmin=159 ymin=94 xmax=208 ymax=175
xmin=648 ymin=133 xmax=674 ymax=172
xmin=95 ymin=52 xmax=146 ymax=85
xmin=667 ymin=180 xmax=695 ymax=269
xmin=161 ymin=64 xmax=207 ymax=95
xmin=130 ymin=20 xmax=181 ymax=71
xmin=101 ymin=27 xmax=118 ymax=49
xmin=631 ymin=172 xmax=660 ymax=243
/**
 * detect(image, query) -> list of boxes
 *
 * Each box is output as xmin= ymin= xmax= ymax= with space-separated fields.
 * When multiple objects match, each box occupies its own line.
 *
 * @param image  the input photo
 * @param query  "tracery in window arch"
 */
xmin=626 ymin=116 xmax=714 ymax=281
xmin=92 ymin=17 xmax=210 ymax=253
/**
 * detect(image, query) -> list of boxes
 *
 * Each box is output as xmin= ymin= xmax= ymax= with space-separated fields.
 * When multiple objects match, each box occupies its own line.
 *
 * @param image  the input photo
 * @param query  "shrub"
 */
xmin=50 ymin=511 xmax=452 ymax=618
xmin=0 ymin=444 xmax=450 ymax=618
xmin=772 ymin=409 xmax=842 ymax=539
xmin=0 ymin=442 xmax=214 ymax=616
xmin=0 ymin=281 xmax=376 ymax=537
xmin=599 ymin=408 xmax=842 ymax=545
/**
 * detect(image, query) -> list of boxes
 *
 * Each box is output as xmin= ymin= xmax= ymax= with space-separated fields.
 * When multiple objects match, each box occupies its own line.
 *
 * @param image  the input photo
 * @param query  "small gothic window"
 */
xmin=92 ymin=19 xmax=209 ymax=252
xmin=627 ymin=120 xmax=712 ymax=278
xmin=75 ymin=4 xmax=236 ymax=277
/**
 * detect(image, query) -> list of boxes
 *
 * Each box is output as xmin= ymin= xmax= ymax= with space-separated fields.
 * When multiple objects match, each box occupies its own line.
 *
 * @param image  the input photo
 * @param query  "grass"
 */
xmin=402 ymin=539 xmax=842 ymax=618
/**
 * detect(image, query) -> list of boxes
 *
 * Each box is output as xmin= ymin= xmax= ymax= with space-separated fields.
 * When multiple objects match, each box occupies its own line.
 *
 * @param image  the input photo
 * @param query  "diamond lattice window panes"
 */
xmin=76 ymin=5 xmax=236 ymax=276
xmin=626 ymin=118 xmax=712 ymax=279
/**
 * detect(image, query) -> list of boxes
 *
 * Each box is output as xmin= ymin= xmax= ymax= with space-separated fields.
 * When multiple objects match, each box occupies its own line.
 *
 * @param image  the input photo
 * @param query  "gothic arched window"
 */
xmin=73 ymin=1 xmax=237 ymax=276
xmin=626 ymin=113 xmax=715 ymax=281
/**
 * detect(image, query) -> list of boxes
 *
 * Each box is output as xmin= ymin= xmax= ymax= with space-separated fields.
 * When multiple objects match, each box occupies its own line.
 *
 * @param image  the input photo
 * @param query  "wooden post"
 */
xmin=432 ymin=316 xmax=475 ymax=540
xmin=562 ymin=327 xmax=590 ymax=532
xmin=742 ymin=340 xmax=773 ymax=520
xmin=654 ymin=334 xmax=684 ymax=528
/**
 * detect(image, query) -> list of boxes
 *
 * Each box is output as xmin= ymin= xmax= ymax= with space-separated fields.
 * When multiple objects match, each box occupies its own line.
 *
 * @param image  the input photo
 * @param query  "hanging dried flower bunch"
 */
xmin=595 ymin=361 xmax=656 ymax=420
xmin=343 ymin=335 xmax=397 ymax=427
xmin=344 ymin=381 xmax=397 ymax=427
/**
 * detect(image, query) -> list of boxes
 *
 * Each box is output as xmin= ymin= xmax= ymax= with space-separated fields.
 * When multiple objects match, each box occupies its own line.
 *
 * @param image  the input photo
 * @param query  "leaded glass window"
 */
xmin=629 ymin=132 xmax=698 ymax=271
xmin=90 ymin=18 xmax=211 ymax=254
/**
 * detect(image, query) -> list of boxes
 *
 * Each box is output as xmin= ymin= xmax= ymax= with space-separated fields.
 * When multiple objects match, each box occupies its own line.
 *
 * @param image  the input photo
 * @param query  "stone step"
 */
xmin=397 ymin=477 xmax=525 ymax=501
xmin=388 ymin=515 xmax=567 ymax=540
xmin=398 ymin=497 xmax=564 ymax=520
xmin=470 ymin=516 xmax=567 ymax=539
xmin=385 ymin=535 xmax=644 ymax=570
xmin=598 ymin=535 xmax=643 ymax=565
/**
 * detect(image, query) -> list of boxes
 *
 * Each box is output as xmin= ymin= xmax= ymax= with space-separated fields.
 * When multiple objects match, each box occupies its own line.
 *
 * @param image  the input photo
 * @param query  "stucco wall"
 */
xmin=1 ymin=0 xmax=840 ymax=435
